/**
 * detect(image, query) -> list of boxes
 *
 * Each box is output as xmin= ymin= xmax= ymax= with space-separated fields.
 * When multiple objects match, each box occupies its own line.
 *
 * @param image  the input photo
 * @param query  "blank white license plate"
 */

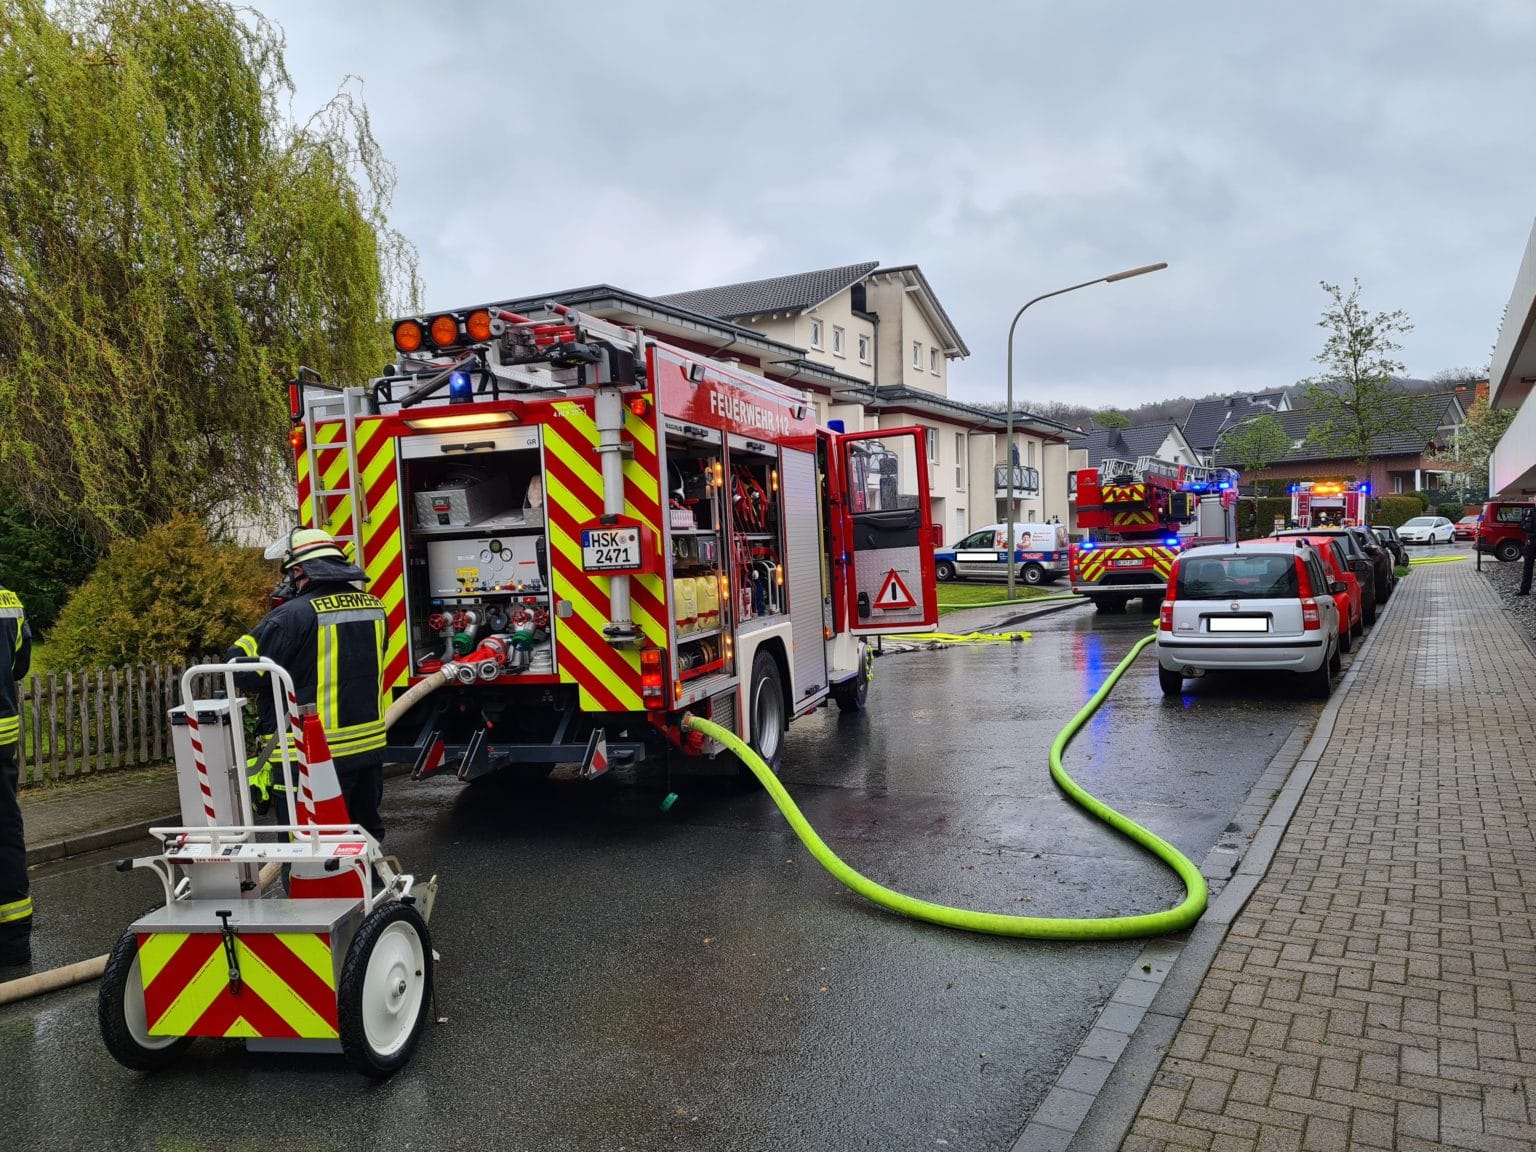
xmin=1208 ymin=617 xmax=1268 ymax=632
xmin=1111 ymin=558 xmax=1144 ymax=567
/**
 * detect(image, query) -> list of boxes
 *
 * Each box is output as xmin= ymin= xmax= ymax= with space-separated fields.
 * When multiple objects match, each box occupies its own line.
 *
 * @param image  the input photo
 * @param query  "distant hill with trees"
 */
xmin=983 ymin=367 xmax=1487 ymax=433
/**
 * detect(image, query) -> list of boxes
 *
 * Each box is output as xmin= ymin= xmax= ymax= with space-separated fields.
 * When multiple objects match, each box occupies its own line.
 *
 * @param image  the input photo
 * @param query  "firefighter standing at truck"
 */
xmin=0 ymin=583 xmax=33 ymax=967
xmin=228 ymin=529 xmax=389 ymax=840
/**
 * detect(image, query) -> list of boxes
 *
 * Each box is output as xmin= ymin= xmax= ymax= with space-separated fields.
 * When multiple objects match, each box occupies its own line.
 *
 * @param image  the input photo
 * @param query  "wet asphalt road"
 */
xmin=1 ymin=607 xmax=1325 ymax=1152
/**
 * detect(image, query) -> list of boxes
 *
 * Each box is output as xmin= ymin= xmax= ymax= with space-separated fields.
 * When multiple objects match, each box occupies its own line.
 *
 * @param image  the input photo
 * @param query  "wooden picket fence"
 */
xmin=14 ymin=662 xmax=213 ymax=786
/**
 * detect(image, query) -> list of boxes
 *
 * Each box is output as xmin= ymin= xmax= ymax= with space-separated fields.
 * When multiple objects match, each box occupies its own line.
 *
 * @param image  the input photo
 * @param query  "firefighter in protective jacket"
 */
xmin=228 ymin=529 xmax=388 ymax=840
xmin=0 ymin=583 xmax=33 ymax=967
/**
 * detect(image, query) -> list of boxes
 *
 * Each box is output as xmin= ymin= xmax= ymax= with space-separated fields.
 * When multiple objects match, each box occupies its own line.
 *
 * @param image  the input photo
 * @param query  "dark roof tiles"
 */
xmin=655 ymin=261 xmax=881 ymax=319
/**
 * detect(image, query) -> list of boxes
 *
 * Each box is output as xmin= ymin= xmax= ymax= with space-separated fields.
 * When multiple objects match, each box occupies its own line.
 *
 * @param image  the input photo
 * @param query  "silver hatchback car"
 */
xmin=1156 ymin=541 xmax=1343 ymax=698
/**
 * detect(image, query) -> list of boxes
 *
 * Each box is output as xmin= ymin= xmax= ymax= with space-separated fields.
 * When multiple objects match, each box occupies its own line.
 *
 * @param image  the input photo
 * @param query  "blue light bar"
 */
xmin=1359 ymin=482 xmax=1371 ymax=494
xmin=1164 ymin=537 xmax=1180 ymax=547
xmin=1289 ymin=483 xmax=1299 ymax=494
xmin=1079 ymin=540 xmax=1096 ymax=550
xmin=448 ymin=370 xmax=473 ymax=403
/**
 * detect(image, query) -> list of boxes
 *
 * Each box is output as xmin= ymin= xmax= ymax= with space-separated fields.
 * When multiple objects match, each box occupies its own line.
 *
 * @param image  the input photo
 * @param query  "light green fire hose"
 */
xmin=683 ymin=633 xmax=1206 ymax=940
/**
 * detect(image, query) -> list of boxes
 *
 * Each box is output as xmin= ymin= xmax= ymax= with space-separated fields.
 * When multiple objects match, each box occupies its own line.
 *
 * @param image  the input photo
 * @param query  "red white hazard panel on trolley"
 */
xmin=873 ymin=569 xmax=917 ymax=611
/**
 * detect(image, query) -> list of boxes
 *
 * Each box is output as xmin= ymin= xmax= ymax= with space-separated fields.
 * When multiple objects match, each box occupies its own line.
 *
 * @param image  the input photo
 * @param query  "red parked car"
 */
xmin=1453 ymin=515 xmax=1480 ymax=541
xmin=1261 ymin=535 xmax=1364 ymax=650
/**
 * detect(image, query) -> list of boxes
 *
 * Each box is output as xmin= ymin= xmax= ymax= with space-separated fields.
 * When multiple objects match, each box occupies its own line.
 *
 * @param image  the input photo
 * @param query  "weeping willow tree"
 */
xmin=0 ymin=0 xmax=419 ymax=543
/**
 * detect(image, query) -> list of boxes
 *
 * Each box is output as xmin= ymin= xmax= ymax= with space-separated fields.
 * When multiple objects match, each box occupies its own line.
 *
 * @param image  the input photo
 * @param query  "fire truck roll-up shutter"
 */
xmin=781 ymin=446 xmax=830 ymax=697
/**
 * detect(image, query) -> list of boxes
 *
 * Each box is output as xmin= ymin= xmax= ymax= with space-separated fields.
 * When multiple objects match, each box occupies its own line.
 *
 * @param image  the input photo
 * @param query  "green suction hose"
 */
xmin=683 ymin=634 xmax=1206 ymax=940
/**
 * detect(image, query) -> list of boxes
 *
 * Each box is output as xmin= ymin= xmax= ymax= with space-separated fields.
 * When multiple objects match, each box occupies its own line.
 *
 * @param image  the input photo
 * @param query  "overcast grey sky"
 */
xmin=253 ymin=0 xmax=1536 ymax=411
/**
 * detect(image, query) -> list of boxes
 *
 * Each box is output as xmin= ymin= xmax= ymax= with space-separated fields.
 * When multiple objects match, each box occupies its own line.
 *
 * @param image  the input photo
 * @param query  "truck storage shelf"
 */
xmin=412 ymin=513 xmax=541 ymax=536
xmin=677 ymin=626 xmax=723 ymax=642
xmin=670 ymin=528 xmax=721 ymax=536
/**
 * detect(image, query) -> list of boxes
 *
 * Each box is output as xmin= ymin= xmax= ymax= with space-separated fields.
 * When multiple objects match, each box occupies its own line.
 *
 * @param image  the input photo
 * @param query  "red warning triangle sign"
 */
xmin=873 ymin=568 xmax=916 ymax=611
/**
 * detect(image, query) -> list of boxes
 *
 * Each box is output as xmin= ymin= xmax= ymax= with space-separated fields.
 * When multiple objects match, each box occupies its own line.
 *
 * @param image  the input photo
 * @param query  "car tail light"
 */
xmin=1301 ymin=597 xmax=1321 ymax=630
xmin=641 ymin=647 xmax=667 ymax=710
xmin=1294 ymin=556 xmax=1313 ymax=597
xmin=1159 ymin=600 xmax=1174 ymax=631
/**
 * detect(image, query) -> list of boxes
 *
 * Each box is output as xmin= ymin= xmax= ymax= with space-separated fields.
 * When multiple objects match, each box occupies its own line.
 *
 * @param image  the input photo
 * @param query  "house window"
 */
xmin=912 ymin=341 xmax=922 ymax=369
xmin=956 ymin=509 xmax=966 ymax=538
xmin=1027 ymin=441 xmax=1035 ymax=466
xmin=925 ymin=426 xmax=938 ymax=464
xmin=930 ymin=348 xmax=940 ymax=374
xmin=809 ymin=319 xmax=822 ymax=349
xmin=1393 ymin=476 xmax=1404 ymax=494
xmin=857 ymin=334 xmax=870 ymax=364
xmin=955 ymin=433 xmax=964 ymax=489
xmin=832 ymin=326 xmax=845 ymax=357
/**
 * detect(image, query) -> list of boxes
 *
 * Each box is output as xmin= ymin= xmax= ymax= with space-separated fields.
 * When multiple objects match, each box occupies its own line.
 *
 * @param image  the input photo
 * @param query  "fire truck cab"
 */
xmin=290 ymin=302 xmax=938 ymax=785
xmin=1070 ymin=458 xmax=1239 ymax=611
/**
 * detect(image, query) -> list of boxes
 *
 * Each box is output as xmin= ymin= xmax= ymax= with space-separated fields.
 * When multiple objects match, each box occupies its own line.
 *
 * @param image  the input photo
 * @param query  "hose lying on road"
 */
xmin=1408 ymin=555 xmax=1465 ymax=565
xmin=685 ymin=633 xmax=1207 ymax=940
xmin=883 ymin=629 xmax=1033 ymax=647
xmin=934 ymin=592 xmax=1084 ymax=610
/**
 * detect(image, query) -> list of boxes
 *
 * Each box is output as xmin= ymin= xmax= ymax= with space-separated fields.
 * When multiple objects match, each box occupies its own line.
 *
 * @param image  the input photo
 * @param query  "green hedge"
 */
xmin=1434 ymin=500 xmax=1465 ymax=522
xmin=1372 ymin=496 xmax=1422 ymax=528
xmin=1238 ymin=497 xmax=1295 ymax=540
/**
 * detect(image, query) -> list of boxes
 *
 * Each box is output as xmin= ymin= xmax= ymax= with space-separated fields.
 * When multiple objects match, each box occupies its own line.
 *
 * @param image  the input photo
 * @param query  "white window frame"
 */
xmin=955 ymin=509 xmax=966 ymax=538
xmin=912 ymin=341 xmax=922 ymax=370
xmin=925 ymin=426 xmax=938 ymax=464
xmin=832 ymin=326 xmax=845 ymax=357
xmin=809 ymin=319 xmax=822 ymax=349
xmin=955 ymin=433 xmax=964 ymax=488
xmin=930 ymin=348 xmax=940 ymax=374
xmin=857 ymin=333 xmax=870 ymax=364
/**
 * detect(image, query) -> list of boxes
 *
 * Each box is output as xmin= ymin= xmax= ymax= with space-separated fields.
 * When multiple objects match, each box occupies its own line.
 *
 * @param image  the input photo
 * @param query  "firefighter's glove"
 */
xmin=248 ymin=762 xmax=273 ymax=816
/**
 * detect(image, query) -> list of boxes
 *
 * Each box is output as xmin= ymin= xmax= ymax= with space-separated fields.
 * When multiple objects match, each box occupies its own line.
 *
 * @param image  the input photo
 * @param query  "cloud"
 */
xmin=253 ymin=0 xmax=1536 ymax=410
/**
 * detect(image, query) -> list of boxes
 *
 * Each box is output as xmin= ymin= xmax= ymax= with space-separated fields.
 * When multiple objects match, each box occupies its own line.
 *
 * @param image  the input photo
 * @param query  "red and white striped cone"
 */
xmin=287 ymin=711 xmax=365 ymax=900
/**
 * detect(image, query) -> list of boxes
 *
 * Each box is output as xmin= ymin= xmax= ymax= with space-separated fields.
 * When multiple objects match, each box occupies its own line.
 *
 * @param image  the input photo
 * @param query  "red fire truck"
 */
xmin=1070 ymin=457 xmax=1239 ymax=611
xmin=287 ymin=301 xmax=937 ymax=783
xmin=1288 ymin=480 xmax=1371 ymax=528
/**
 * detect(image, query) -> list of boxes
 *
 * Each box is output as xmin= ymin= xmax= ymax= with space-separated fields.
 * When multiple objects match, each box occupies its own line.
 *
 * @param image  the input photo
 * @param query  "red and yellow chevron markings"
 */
xmin=1102 ymin=484 xmax=1147 ymax=503
xmin=138 ymin=930 xmax=338 ymax=1039
xmin=296 ymin=419 xmax=408 ymax=694
xmin=541 ymin=400 xmax=666 ymax=712
xmin=1112 ymin=509 xmax=1157 ymax=527
xmin=1074 ymin=545 xmax=1176 ymax=585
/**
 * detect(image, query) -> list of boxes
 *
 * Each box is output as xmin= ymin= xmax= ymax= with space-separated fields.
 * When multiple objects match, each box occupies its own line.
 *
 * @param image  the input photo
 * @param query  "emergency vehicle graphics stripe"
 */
xmin=540 ymin=403 xmax=664 ymax=712
xmin=139 ymin=931 xmax=339 ymax=1039
xmin=356 ymin=427 xmax=408 ymax=693
xmin=1102 ymin=484 xmax=1146 ymax=503
xmin=1073 ymin=546 xmax=1176 ymax=584
xmin=1112 ymin=510 xmax=1157 ymax=526
xmin=295 ymin=421 xmax=408 ymax=694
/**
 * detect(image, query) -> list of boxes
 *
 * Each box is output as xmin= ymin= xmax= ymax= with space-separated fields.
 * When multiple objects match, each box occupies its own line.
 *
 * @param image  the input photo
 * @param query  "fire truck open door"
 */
xmin=837 ymin=428 xmax=937 ymax=633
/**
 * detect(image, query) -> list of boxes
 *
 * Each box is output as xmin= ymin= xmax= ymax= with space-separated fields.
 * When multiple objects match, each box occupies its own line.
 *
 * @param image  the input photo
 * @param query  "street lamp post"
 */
xmin=1004 ymin=262 xmax=1168 ymax=598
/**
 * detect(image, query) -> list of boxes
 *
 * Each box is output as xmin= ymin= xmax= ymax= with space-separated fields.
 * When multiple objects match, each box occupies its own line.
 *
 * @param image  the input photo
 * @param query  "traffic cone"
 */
xmin=287 ymin=711 xmax=366 ymax=900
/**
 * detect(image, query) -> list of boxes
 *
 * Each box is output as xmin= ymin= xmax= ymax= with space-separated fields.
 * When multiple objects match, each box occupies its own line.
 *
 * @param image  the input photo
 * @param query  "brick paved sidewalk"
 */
xmin=1121 ymin=557 xmax=1536 ymax=1150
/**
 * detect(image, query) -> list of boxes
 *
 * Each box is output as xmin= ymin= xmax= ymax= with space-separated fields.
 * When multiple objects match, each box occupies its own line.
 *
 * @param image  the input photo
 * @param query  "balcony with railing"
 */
xmin=993 ymin=465 xmax=1040 ymax=498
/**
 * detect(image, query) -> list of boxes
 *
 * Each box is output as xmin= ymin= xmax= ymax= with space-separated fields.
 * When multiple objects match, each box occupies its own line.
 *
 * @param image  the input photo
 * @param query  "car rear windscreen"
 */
xmin=1176 ymin=554 xmax=1298 ymax=600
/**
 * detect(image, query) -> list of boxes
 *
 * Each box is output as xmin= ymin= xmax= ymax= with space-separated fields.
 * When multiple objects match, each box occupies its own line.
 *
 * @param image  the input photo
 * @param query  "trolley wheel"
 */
xmin=98 ymin=920 xmax=192 ymax=1071
xmin=740 ymin=648 xmax=786 ymax=776
xmin=338 ymin=901 xmax=433 ymax=1080
xmin=831 ymin=645 xmax=872 ymax=713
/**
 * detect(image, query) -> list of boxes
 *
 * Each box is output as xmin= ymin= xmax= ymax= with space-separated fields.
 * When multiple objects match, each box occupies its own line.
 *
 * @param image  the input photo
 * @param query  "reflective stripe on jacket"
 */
xmin=228 ymin=584 xmax=387 ymax=762
xmin=0 ymin=587 xmax=32 ymax=750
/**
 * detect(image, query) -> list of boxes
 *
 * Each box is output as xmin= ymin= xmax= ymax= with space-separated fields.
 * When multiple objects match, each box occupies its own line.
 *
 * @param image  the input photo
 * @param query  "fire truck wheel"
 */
xmin=832 ymin=646 xmax=872 ymax=713
xmin=98 ymin=920 xmax=192 ymax=1071
xmin=935 ymin=560 xmax=958 ymax=582
xmin=1158 ymin=666 xmax=1184 ymax=697
xmin=744 ymin=649 xmax=786 ymax=774
xmin=1021 ymin=563 xmax=1046 ymax=587
xmin=338 ymin=901 xmax=433 ymax=1080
